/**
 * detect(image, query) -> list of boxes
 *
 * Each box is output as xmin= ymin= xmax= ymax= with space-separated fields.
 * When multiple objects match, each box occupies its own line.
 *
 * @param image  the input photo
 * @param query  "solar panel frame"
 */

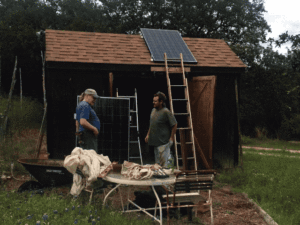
xmin=141 ymin=28 xmax=197 ymax=64
xmin=77 ymin=96 xmax=130 ymax=163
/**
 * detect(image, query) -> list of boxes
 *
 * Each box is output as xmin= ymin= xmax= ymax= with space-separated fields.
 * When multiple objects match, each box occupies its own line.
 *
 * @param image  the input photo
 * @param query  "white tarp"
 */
xmin=64 ymin=147 xmax=111 ymax=196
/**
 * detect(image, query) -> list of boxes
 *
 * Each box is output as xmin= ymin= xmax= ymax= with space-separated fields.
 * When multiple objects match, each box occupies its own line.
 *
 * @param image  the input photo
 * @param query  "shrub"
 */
xmin=255 ymin=127 xmax=268 ymax=140
xmin=279 ymin=114 xmax=300 ymax=140
xmin=0 ymin=95 xmax=44 ymax=135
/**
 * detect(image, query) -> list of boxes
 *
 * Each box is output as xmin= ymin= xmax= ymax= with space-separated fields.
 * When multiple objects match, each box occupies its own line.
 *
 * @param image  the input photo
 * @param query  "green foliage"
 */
xmin=254 ymin=127 xmax=268 ymax=140
xmin=0 ymin=95 xmax=44 ymax=133
xmin=238 ymin=45 xmax=299 ymax=138
xmin=279 ymin=114 xmax=300 ymax=140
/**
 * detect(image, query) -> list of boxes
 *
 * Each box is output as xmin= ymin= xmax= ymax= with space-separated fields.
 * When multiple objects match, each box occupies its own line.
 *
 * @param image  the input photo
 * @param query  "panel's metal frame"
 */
xmin=75 ymin=96 xmax=130 ymax=163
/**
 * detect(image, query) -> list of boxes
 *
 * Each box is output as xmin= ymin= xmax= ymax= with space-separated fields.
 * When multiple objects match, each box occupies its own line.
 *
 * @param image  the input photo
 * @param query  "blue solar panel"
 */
xmin=141 ymin=28 xmax=197 ymax=64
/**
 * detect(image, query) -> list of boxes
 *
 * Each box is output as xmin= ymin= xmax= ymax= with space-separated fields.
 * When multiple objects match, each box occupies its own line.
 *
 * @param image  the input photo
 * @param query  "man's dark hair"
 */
xmin=154 ymin=91 xmax=166 ymax=107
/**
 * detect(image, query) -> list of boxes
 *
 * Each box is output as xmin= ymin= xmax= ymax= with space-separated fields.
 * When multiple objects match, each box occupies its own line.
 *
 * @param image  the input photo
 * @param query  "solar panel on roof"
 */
xmin=141 ymin=28 xmax=197 ymax=64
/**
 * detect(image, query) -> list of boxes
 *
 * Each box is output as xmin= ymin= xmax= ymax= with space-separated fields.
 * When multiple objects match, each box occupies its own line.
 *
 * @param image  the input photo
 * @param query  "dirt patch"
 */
xmin=97 ymin=180 xmax=270 ymax=225
xmin=196 ymin=181 xmax=269 ymax=225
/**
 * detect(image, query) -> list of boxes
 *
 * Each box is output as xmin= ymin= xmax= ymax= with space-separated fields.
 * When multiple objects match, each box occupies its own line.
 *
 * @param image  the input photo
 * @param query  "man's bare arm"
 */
xmin=169 ymin=123 xmax=177 ymax=142
xmin=145 ymin=128 xmax=150 ymax=143
xmin=76 ymin=120 xmax=79 ymax=132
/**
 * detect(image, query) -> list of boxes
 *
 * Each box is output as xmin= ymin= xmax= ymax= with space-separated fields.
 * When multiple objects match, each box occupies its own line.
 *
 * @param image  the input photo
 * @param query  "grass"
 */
xmin=241 ymin=135 xmax=300 ymax=150
xmin=0 ymin=184 xmax=153 ymax=225
xmin=216 ymin=136 xmax=300 ymax=225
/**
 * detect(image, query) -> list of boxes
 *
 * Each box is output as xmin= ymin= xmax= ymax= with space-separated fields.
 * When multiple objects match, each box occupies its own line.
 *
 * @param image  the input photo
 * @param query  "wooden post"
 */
xmin=235 ymin=77 xmax=243 ymax=168
xmin=0 ymin=55 xmax=2 ymax=95
xmin=2 ymin=56 xmax=17 ymax=139
xmin=36 ymin=52 xmax=48 ymax=159
xmin=20 ymin=68 xmax=22 ymax=110
xmin=179 ymin=129 xmax=188 ymax=170
xmin=109 ymin=72 xmax=113 ymax=97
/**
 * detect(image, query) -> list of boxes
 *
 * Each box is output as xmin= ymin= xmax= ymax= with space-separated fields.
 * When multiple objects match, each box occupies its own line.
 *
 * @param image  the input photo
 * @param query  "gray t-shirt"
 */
xmin=148 ymin=107 xmax=177 ymax=147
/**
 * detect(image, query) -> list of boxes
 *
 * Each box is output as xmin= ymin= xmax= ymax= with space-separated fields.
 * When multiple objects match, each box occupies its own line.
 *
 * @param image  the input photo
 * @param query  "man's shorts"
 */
xmin=154 ymin=141 xmax=174 ymax=168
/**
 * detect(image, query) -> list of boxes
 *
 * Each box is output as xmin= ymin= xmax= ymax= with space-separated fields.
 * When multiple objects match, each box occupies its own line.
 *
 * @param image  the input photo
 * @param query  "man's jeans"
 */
xmin=80 ymin=130 xmax=98 ymax=153
xmin=154 ymin=141 xmax=174 ymax=168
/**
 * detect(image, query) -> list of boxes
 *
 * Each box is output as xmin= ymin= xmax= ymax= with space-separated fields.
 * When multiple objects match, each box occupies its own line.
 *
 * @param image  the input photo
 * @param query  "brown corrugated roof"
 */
xmin=45 ymin=29 xmax=246 ymax=68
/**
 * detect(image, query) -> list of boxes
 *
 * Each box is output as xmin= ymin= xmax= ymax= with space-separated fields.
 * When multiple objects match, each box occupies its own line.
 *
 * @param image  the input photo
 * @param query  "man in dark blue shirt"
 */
xmin=76 ymin=89 xmax=100 ymax=152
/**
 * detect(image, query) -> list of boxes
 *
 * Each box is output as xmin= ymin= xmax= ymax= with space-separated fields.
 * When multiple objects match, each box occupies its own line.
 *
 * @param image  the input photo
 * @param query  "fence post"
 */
xmin=36 ymin=51 xmax=47 ymax=158
xmin=1 ymin=56 xmax=18 ymax=140
xmin=20 ymin=68 xmax=22 ymax=110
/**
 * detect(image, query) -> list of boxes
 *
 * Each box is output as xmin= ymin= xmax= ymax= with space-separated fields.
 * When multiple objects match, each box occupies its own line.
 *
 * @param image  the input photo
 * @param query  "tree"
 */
xmin=56 ymin=0 xmax=106 ymax=32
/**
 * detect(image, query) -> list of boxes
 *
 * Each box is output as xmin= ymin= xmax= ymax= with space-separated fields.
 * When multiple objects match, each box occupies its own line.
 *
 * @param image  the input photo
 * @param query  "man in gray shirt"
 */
xmin=145 ymin=92 xmax=177 ymax=167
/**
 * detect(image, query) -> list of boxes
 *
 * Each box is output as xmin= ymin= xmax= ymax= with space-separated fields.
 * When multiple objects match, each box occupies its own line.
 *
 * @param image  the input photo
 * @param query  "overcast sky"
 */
xmin=263 ymin=0 xmax=300 ymax=55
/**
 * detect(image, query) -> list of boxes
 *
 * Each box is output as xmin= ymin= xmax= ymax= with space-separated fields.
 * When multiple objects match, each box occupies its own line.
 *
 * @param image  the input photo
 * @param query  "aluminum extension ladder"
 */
xmin=116 ymin=88 xmax=143 ymax=165
xmin=164 ymin=53 xmax=197 ymax=170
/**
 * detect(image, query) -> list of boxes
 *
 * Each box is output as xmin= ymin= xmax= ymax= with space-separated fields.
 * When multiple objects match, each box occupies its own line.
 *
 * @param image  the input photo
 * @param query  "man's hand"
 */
xmin=93 ymin=127 xmax=99 ymax=136
xmin=80 ymin=118 xmax=99 ymax=136
xmin=169 ymin=138 xmax=174 ymax=146
xmin=145 ymin=135 xmax=149 ymax=143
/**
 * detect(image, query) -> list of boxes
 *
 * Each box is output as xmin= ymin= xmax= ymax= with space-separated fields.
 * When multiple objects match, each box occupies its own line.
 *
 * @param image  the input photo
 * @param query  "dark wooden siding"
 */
xmin=46 ymin=68 xmax=109 ymax=159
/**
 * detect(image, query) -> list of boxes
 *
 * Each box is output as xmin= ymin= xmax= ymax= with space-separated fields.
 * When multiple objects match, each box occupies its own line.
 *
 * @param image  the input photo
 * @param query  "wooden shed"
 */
xmin=45 ymin=29 xmax=246 ymax=170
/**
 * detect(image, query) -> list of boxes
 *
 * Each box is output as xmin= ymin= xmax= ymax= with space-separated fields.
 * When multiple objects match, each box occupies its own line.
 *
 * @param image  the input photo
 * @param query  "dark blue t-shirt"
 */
xmin=76 ymin=101 xmax=100 ymax=132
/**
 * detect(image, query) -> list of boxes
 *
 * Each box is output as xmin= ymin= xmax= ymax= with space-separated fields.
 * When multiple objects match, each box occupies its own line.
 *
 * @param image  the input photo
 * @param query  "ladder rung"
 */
xmin=187 ymin=157 xmax=195 ymax=160
xmin=178 ymin=157 xmax=196 ymax=160
xmin=172 ymin=99 xmax=188 ymax=101
xmin=129 ymin=141 xmax=139 ymax=143
xmin=177 ymin=127 xmax=191 ymax=130
xmin=174 ymin=113 xmax=190 ymax=116
xmin=177 ymin=142 xmax=193 ymax=145
xmin=129 ymin=157 xmax=141 ymax=159
xmin=130 ymin=110 xmax=137 ymax=113
xmin=171 ymin=85 xmax=186 ymax=87
xmin=130 ymin=126 xmax=137 ymax=128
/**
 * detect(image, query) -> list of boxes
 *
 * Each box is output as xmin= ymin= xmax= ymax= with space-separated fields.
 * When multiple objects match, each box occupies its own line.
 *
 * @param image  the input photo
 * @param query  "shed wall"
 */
xmin=46 ymin=69 xmax=109 ymax=159
xmin=46 ymin=67 xmax=240 ymax=169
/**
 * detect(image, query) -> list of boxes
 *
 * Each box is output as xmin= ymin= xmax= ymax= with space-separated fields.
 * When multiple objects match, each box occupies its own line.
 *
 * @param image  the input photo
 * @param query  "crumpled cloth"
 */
xmin=64 ymin=147 xmax=112 ymax=196
xmin=121 ymin=161 xmax=161 ymax=180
